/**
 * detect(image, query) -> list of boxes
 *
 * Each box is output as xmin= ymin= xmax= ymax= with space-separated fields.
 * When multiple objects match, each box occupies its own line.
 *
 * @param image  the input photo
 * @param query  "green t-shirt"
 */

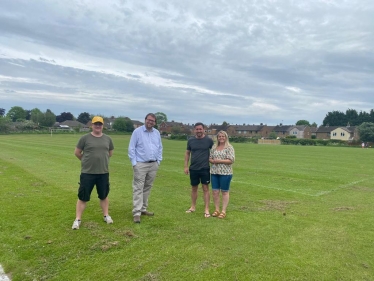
xmin=76 ymin=133 xmax=114 ymax=174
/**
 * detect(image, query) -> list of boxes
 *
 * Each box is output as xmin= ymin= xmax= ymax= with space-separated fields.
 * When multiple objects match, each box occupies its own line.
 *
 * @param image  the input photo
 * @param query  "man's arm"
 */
xmin=184 ymin=150 xmax=191 ymax=174
xmin=74 ymin=147 xmax=83 ymax=160
xmin=157 ymin=133 xmax=163 ymax=164
xmin=128 ymin=132 xmax=137 ymax=166
xmin=109 ymin=150 xmax=113 ymax=157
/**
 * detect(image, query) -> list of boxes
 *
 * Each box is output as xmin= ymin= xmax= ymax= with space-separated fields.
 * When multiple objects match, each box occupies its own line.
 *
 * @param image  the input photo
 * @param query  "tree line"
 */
xmin=322 ymin=109 xmax=374 ymax=126
xmin=0 ymin=106 xmax=169 ymax=133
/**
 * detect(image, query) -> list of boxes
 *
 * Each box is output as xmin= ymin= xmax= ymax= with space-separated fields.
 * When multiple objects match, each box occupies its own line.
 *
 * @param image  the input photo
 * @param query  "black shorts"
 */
xmin=189 ymin=168 xmax=210 ymax=186
xmin=78 ymin=173 xmax=110 ymax=201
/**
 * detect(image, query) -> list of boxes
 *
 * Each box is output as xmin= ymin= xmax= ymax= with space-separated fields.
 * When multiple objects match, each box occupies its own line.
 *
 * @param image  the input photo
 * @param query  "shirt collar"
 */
xmin=142 ymin=125 xmax=154 ymax=132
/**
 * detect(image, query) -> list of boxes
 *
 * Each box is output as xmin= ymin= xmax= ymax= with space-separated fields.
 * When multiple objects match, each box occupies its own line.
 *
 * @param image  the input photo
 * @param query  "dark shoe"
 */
xmin=141 ymin=211 xmax=154 ymax=216
xmin=133 ymin=215 xmax=141 ymax=223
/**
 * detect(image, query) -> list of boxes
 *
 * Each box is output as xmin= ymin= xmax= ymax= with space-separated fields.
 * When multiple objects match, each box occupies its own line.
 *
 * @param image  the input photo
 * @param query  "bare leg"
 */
xmin=212 ymin=190 xmax=220 ymax=212
xmin=221 ymin=191 xmax=229 ymax=213
xmin=100 ymin=197 xmax=109 ymax=216
xmin=202 ymin=184 xmax=210 ymax=214
xmin=75 ymin=199 xmax=87 ymax=220
xmin=189 ymin=185 xmax=198 ymax=211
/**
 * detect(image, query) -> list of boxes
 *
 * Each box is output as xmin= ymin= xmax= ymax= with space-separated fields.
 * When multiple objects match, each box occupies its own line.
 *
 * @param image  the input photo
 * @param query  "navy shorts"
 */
xmin=78 ymin=173 xmax=110 ymax=201
xmin=189 ymin=168 xmax=210 ymax=186
xmin=211 ymin=174 xmax=233 ymax=192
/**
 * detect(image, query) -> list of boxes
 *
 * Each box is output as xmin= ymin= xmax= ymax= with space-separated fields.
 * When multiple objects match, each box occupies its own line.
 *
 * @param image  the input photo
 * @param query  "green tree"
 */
xmin=171 ymin=126 xmax=182 ymax=135
xmin=311 ymin=122 xmax=318 ymax=127
xmin=345 ymin=108 xmax=359 ymax=126
xmin=16 ymin=120 xmax=36 ymax=131
xmin=39 ymin=109 xmax=56 ymax=127
xmin=77 ymin=112 xmax=91 ymax=125
xmin=221 ymin=121 xmax=229 ymax=130
xmin=370 ymin=109 xmax=374 ymax=123
xmin=113 ymin=117 xmax=134 ymax=132
xmin=357 ymin=122 xmax=374 ymax=142
xmin=25 ymin=110 xmax=31 ymax=120
xmin=296 ymin=120 xmax=310 ymax=126
xmin=0 ymin=116 xmax=11 ymax=133
xmin=56 ymin=112 xmax=74 ymax=122
xmin=6 ymin=106 xmax=27 ymax=121
xmin=30 ymin=108 xmax=43 ymax=124
xmin=269 ymin=132 xmax=277 ymax=139
xmin=155 ymin=112 xmax=167 ymax=124
xmin=322 ymin=110 xmax=347 ymax=126
xmin=357 ymin=111 xmax=371 ymax=125
xmin=0 ymin=108 xmax=5 ymax=116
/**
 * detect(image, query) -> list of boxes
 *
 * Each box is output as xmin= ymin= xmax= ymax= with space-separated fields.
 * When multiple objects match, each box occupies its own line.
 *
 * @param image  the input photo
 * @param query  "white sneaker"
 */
xmin=104 ymin=215 xmax=113 ymax=224
xmin=72 ymin=219 xmax=81 ymax=230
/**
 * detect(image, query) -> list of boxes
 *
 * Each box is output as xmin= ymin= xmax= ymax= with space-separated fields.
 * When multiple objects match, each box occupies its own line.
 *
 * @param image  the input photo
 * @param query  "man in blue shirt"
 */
xmin=128 ymin=113 xmax=163 ymax=223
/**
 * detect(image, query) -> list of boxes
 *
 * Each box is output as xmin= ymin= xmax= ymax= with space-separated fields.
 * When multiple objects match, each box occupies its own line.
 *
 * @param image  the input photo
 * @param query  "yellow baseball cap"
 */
xmin=92 ymin=116 xmax=104 ymax=124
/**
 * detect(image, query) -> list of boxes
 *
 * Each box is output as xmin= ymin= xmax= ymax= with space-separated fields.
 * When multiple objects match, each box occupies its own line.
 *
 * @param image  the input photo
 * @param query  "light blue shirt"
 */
xmin=128 ymin=125 xmax=163 ymax=166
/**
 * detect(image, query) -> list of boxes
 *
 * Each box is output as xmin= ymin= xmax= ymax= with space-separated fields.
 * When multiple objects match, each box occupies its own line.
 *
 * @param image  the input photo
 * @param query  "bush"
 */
xmin=229 ymin=136 xmax=257 ymax=143
xmin=280 ymin=138 xmax=348 ymax=146
xmin=169 ymin=134 xmax=188 ymax=140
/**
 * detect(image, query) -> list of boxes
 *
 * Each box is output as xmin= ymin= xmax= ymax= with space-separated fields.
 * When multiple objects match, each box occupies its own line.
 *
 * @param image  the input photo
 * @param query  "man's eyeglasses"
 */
xmin=93 ymin=123 xmax=103 ymax=126
xmin=146 ymin=119 xmax=156 ymax=123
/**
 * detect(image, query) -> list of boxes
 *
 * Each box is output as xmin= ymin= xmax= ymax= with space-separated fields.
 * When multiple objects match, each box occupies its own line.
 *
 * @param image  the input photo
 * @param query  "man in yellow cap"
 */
xmin=72 ymin=116 xmax=114 ymax=229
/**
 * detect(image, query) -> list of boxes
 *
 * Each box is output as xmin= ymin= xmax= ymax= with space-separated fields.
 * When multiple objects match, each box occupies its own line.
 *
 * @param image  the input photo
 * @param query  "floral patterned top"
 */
xmin=210 ymin=145 xmax=235 ymax=175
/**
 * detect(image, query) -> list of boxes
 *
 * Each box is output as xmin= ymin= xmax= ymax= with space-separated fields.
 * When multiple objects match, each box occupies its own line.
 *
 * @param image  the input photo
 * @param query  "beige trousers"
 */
xmin=132 ymin=162 xmax=159 ymax=216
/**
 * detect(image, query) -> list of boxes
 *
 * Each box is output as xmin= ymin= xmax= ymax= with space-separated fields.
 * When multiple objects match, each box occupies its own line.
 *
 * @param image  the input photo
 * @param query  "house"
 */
xmin=310 ymin=126 xmax=318 ymax=138
xmin=131 ymin=120 xmax=143 ymax=129
xmin=315 ymin=126 xmax=340 ymax=139
xmin=330 ymin=126 xmax=358 ymax=141
xmin=158 ymin=121 xmax=186 ymax=134
xmin=289 ymin=125 xmax=313 ymax=139
xmin=51 ymin=123 xmax=74 ymax=131
xmin=60 ymin=120 xmax=87 ymax=129
xmin=226 ymin=124 xmax=273 ymax=138
xmin=271 ymin=124 xmax=294 ymax=138
xmin=206 ymin=124 xmax=229 ymax=136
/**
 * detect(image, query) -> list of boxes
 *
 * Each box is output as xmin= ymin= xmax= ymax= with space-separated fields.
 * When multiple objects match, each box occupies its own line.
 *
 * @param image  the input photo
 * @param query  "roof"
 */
xmin=60 ymin=120 xmax=87 ymax=127
xmin=316 ymin=126 xmax=356 ymax=133
xmin=163 ymin=121 xmax=184 ymax=126
xmin=229 ymin=125 xmax=266 ymax=131
xmin=272 ymin=125 xmax=294 ymax=132
xmin=316 ymin=126 xmax=340 ymax=133
xmin=131 ymin=120 xmax=143 ymax=125
xmin=291 ymin=125 xmax=307 ymax=131
xmin=331 ymin=126 xmax=356 ymax=133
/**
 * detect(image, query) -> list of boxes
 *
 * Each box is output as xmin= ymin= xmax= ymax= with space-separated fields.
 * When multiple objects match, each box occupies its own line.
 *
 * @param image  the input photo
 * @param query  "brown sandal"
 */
xmin=212 ymin=210 xmax=220 ymax=217
xmin=218 ymin=212 xmax=226 ymax=219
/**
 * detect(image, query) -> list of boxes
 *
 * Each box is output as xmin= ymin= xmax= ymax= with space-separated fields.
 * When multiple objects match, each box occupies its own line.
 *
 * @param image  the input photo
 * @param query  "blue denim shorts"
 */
xmin=211 ymin=174 xmax=233 ymax=192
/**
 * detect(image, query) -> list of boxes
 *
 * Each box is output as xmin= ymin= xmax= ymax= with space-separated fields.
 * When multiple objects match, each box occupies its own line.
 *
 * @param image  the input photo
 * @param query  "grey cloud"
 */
xmin=0 ymin=0 xmax=373 ymax=125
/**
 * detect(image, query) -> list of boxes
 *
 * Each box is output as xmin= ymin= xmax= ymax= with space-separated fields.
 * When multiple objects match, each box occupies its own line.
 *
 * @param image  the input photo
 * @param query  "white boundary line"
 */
xmin=232 ymin=178 xmax=371 ymax=197
xmin=0 ymin=265 xmax=10 ymax=281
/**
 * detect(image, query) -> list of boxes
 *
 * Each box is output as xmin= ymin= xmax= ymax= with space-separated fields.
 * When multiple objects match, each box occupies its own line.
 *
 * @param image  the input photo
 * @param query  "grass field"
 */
xmin=1 ymin=134 xmax=374 ymax=281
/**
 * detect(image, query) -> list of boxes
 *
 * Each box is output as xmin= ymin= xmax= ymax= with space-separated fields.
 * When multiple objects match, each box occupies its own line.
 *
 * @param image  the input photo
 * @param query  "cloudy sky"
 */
xmin=0 ymin=0 xmax=373 ymax=125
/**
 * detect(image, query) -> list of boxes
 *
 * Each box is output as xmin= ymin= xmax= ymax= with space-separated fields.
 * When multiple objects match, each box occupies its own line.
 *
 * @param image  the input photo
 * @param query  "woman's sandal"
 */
xmin=204 ymin=213 xmax=211 ymax=218
xmin=212 ymin=210 xmax=220 ymax=217
xmin=218 ymin=212 xmax=226 ymax=219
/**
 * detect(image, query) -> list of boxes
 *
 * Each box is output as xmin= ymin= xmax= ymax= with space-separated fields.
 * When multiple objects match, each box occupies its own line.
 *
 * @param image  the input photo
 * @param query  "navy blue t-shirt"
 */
xmin=187 ymin=135 xmax=213 ymax=170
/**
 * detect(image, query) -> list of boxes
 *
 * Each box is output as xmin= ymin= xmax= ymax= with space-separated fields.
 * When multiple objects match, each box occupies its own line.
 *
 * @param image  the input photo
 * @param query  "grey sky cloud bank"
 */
xmin=0 ymin=0 xmax=373 ymax=125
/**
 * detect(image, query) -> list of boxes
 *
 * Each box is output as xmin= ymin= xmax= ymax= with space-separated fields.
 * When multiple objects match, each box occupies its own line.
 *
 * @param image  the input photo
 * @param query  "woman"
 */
xmin=209 ymin=131 xmax=235 ymax=219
